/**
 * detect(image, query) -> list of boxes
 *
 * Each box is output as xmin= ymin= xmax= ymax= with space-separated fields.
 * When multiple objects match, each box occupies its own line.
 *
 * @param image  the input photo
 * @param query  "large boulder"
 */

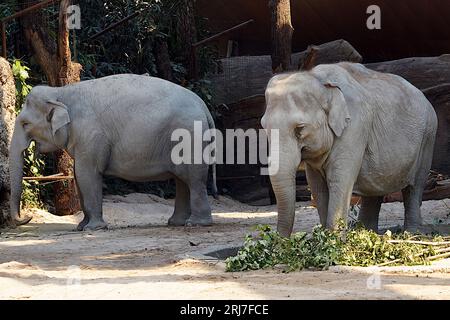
xmin=0 ymin=58 xmax=16 ymax=226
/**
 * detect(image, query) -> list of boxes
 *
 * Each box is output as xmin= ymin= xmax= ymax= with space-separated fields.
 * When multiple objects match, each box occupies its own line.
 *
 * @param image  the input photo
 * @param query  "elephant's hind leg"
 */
xmin=403 ymin=133 xmax=434 ymax=232
xmin=402 ymin=185 xmax=424 ymax=232
xmin=357 ymin=196 xmax=383 ymax=232
xmin=168 ymin=178 xmax=191 ymax=226
xmin=185 ymin=171 xmax=212 ymax=227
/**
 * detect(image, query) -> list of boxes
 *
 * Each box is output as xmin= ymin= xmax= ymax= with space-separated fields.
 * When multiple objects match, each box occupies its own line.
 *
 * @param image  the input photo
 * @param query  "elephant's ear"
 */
xmin=47 ymin=100 xmax=71 ymax=136
xmin=323 ymin=82 xmax=351 ymax=137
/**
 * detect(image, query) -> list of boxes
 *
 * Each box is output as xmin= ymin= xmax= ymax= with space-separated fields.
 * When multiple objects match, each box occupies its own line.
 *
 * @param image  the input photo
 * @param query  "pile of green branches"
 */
xmin=225 ymin=224 xmax=450 ymax=272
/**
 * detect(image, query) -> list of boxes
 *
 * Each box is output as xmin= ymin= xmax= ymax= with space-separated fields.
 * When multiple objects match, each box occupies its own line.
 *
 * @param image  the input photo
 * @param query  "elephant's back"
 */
xmin=79 ymin=74 xmax=201 ymax=109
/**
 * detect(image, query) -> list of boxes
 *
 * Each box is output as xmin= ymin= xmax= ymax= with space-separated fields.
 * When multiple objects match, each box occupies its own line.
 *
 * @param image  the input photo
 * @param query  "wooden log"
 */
xmin=366 ymin=55 xmax=450 ymax=90
xmin=210 ymin=45 xmax=449 ymax=107
xmin=422 ymin=83 xmax=450 ymax=174
xmin=299 ymin=39 xmax=362 ymax=70
xmin=384 ymin=179 xmax=450 ymax=203
xmin=209 ymin=39 xmax=362 ymax=106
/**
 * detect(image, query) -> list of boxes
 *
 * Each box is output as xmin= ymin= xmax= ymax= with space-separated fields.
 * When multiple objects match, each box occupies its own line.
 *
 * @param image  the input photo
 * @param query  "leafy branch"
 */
xmin=226 ymin=224 xmax=450 ymax=272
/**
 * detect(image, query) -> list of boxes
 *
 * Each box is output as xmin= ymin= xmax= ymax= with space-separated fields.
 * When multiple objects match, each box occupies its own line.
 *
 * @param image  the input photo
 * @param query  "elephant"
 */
xmin=7 ymin=74 xmax=217 ymax=230
xmin=261 ymin=62 xmax=437 ymax=237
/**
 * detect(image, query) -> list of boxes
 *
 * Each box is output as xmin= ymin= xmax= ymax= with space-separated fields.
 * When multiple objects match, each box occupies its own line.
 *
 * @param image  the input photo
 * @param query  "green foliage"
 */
xmin=11 ymin=59 xmax=45 ymax=209
xmin=11 ymin=59 xmax=32 ymax=111
xmin=226 ymin=224 xmax=447 ymax=272
xmin=3 ymin=0 xmax=220 ymax=204
xmin=21 ymin=142 xmax=45 ymax=209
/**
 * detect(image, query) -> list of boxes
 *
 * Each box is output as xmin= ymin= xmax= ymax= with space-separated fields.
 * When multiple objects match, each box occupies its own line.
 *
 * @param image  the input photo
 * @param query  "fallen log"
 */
xmin=210 ymin=47 xmax=450 ymax=107
xmin=422 ymin=83 xmax=450 ymax=174
xmin=298 ymin=39 xmax=362 ymax=70
xmin=366 ymin=55 xmax=450 ymax=90
xmin=384 ymin=180 xmax=450 ymax=203
xmin=209 ymin=39 xmax=362 ymax=105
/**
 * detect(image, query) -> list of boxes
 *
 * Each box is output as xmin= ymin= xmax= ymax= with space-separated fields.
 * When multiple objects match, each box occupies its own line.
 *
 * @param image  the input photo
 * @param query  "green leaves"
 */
xmin=12 ymin=59 xmax=32 ymax=112
xmin=10 ymin=59 xmax=46 ymax=209
xmin=225 ymin=224 xmax=447 ymax=272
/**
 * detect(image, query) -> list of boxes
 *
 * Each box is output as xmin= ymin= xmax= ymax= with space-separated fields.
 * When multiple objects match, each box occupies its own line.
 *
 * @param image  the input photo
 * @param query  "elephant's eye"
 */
xmin=22 ymin=122 xmax=30 ymax=129
xmin=294 ymin=125 xmax=305 ymax=139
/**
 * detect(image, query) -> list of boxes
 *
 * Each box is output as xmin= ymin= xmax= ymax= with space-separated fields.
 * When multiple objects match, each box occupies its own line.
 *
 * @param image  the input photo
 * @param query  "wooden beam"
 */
xmin=24 ymin=173 xmax=73 ymax=181
xmin=192 ymin=19 xmax=254 ymax=48
xmin=1 ymin=0 xmax=59 ymax=23
xmin=87 ymin=11 xmax=141 ymax=41
xmin=1 ymin=0 xmax=63 ymax=58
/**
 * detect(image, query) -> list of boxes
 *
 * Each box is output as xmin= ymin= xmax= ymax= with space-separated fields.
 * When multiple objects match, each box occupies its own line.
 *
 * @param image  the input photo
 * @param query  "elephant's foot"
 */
xmin=82 ymin=219 xmax=108 ymax=231
xmin=76 ymin=216 xmax=90 ymax=231
xmin=168 ymin=217 xmax=188 ymax=226
xmin=404 ymin=215 xmax=424 ymax=233
xmin=168 ymin=210 xmax=191 ymax=226
xmin=185 ymin=215 xmax=213 ymax=227
xmin=404 ymin=223 xmax=428 ymax=234
xmin=6 ymin=214 xmax=32 ymax=228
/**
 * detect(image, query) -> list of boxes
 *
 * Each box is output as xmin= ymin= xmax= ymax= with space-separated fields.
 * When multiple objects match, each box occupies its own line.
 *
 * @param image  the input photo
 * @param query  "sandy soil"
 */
xmin=0 ymin=193 xmax=449 ymax=300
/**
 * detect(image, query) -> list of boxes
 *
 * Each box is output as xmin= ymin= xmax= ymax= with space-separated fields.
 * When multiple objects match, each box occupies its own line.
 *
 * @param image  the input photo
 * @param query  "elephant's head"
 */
xmin=261 ymin=69 xmax=351 ymax=237
xmin=7 ymin=86 xmax=70 ymax=227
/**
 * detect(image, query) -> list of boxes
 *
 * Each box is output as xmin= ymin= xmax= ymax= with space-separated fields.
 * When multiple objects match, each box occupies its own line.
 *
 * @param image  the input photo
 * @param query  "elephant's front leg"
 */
xmin=74 ymin=159 xmax=107 ymax=231
xmin=325 ymin=160 xmax=361 ymax=230
xmin=305 ymin=164 xmax=329 ymax=226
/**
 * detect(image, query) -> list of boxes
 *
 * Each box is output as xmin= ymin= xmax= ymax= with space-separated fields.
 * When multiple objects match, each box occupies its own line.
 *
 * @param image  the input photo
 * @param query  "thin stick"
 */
xmin=87 ymin=11 xmax=141 ymax=41
xmin=23 ymin=173 xmax=63 ymax=180
xmin=376 ymin=258 xmax=402 ymax=267
xmin=426 ymin=251 xmax=450 ymax=261
xmin=387 ymin=240 xmax=450 ymax=246
xmin=23 ymin=175 xmax=73 ymax=181
xmin=376 ymin=247 xmax=450 ymax=267
xmin=192 ymin=19 xmax=254 ymax=48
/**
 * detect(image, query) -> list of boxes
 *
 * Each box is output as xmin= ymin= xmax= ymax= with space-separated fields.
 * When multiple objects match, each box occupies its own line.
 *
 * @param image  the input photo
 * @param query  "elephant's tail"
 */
xmin=203 ymin=104 xmax=218 ymax=199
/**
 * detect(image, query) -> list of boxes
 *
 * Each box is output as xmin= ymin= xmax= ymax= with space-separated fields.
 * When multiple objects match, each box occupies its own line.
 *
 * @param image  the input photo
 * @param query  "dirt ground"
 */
xmin=0 ymin=193 xmax=449 ymax=300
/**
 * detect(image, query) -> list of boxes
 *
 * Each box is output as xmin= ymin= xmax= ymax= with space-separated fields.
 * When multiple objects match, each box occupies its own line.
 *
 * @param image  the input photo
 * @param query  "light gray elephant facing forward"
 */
xmin=262 ymin=63 xmax=437 ymax=237
xmin=7 ymin=74 xmax=216 ymax=230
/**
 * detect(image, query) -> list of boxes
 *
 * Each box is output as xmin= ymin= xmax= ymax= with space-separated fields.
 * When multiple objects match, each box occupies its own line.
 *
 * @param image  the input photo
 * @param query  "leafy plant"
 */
xmin=226 ymin=224 xmax=449 ymax=272
xmin=11 ymin=59 xmax=45 ymax=209
xmin=11 ymin=59 xmax=32 ymax=112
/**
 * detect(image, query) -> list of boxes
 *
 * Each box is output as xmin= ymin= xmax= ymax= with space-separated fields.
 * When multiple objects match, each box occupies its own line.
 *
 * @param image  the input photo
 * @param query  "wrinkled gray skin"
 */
xmin=262 ymin=63 xmax=437 ymax=237
xmin=7 ymin=74 xmax=217 ymax=230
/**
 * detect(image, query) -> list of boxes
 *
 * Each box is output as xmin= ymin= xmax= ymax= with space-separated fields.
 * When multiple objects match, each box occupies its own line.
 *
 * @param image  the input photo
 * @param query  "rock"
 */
xmin=0 ymin=57 xmax=16 ymax=226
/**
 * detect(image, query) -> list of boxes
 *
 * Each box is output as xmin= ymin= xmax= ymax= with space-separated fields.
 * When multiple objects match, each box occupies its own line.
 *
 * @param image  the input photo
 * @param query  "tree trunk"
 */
xmin=177 ymin=0 xmax=197 ymax=79
xmin=20 ymin=0 xmax=82 ymax=216
xmin=269 ymin=0 xmax=293 ymax=73
xmin=154 ymin=38 xmax=174 ymax=81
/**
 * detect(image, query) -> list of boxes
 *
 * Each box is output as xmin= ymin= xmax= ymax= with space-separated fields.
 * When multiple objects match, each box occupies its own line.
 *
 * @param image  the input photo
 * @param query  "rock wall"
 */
xmin=0 ymin=58 xmax=16 ymax=225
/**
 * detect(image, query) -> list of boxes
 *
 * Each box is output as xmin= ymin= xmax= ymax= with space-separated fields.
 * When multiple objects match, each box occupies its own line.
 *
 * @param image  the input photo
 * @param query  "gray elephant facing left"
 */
xmin=7 ymin=74 xmax=217 ymax=230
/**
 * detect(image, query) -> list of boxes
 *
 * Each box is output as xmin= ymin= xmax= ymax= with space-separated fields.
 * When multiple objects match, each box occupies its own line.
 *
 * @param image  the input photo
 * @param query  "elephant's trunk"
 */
xmin=7 ymin=122 xmax=32 ymax=227
xmin=269 ymin=138 xmax=301 ymax=237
